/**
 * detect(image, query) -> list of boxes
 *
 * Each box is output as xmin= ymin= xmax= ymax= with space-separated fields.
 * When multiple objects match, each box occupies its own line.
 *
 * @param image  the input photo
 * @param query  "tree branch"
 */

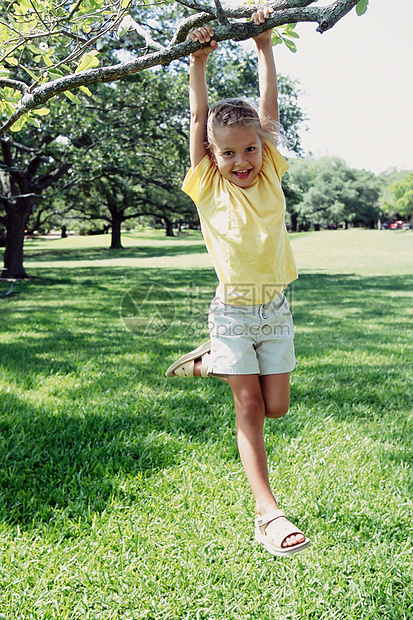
xmin=169 ymin=12 xmax=213 ymax=45
xmin=0 ymin=0 xmax=360 ymax=136
xmin=131 ymin=22 xmax=165 ymax=52
xmin=213 ymin=0 xmax=230 ymax=26
xmin=0 ymin=78 xmax=29 ymax=93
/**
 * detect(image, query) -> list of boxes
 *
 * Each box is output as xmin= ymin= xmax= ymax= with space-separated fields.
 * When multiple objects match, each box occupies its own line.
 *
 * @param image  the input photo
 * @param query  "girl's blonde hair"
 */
xmin=206 ymin=98 xmax=279 ymax=151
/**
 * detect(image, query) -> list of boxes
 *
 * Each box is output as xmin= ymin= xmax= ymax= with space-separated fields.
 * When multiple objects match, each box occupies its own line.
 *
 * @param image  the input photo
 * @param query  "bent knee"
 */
xmin=265 ymin=399 xmax=290 ymax=419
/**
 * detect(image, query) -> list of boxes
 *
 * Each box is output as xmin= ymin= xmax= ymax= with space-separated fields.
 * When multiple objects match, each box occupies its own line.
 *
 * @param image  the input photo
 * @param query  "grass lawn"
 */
xmin=0 ymin=228 xmax=412 ymax=619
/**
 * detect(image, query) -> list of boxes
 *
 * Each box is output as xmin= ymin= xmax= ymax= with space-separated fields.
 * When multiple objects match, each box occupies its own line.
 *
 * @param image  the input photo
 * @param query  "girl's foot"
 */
xmin=266 ymin=516 xmax=305 ymax=548
xmin=165 ymin=342 xmax=211 ymax=377
xmin=255 ymin=509 xmax=311 ymax=557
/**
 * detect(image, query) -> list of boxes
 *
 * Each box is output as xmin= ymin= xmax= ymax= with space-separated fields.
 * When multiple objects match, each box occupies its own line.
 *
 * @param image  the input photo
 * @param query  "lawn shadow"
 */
xmin=0 ymin=267 xmax=232 ymax=527
xmin=0 ymin=388 xmax=218 ymax=526
xmin=24 ymin=243 xmax=208 ymax=264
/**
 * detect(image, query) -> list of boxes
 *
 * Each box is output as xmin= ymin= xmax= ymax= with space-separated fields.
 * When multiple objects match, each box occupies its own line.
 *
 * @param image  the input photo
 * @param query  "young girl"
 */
xmin=166 ymin=8 xmax=310 ymax=557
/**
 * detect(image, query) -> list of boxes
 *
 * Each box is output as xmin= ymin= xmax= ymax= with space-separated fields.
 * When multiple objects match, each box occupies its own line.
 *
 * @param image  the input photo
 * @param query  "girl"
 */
xmin=167 ymin=8 xmax=310 ymax=557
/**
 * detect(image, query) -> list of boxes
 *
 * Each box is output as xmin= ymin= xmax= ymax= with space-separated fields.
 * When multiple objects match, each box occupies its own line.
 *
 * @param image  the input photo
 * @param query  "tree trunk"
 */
xmin=290 ymin=211 xmax=299 ymax=233
xmin=109 ymin=216 xmax=123 ymax=249
xmin=164 ymin=218 xmax=174 ymax=237
xmin=2 ymin=199 xmax=32 ymax=279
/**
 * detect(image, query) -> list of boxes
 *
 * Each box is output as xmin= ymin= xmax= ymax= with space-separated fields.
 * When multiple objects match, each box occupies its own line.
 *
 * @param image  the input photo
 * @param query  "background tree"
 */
xmin=390 ymin=172 xmax=413 ymax=220
xmin=378 ymin=170 xmax=413 ymax=222
xmin=0 ymin=121 xmax=73 ymax=277
xmin=57 ymin=66 xmax=195 ymax=246
xmin=283 ymin=156 xmax=314 ymax=230
xmin=286 ymin=156 xmax=381 ymax=230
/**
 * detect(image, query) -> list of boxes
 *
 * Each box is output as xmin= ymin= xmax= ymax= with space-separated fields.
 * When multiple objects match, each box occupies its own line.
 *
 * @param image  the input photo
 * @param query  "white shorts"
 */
xmin=207 ymin=292 xmax=296 ymax=377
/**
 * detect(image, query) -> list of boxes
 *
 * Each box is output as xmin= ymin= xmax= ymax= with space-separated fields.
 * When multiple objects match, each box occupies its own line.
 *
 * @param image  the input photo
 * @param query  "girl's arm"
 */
xmin=188 ymin=26 xmax=218 ymax=169
xmin=252 ymin=8 xmax=279 ymax=135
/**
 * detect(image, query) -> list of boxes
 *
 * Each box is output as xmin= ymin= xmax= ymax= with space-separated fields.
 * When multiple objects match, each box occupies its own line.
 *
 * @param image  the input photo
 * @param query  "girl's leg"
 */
xmin=227 ymin=373 xmax=304 ymax=549
xmin=259 ymin=372 xmax=290 ymax=419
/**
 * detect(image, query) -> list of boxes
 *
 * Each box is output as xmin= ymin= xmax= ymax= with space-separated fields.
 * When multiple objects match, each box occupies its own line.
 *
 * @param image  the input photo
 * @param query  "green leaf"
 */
xmin=118 ymin=15 xmax=132 ymax=38
xmin=10 ymin=115 xmax=28 ymax=132
xmin=28 ymin=116 xmax=41 ymax=128
xmin=64 ymin=91 xmax=82 ymax=104
xmin=356 ymin=0 xmax=369 ymax=16
xmin=79 ymin=85 xmax=92 ymax=96
xmin=282 ymin=23 xmax=300 ymax=39
xmin=32 ymin=107 xmax=50 ymax=115
xmin=27 ymin=44 xmax=43 ymax=54
xmin=47 ymin=69 xmax=65 ymax=80
xmin=17 ymin=0 xmax=32 ymax=13
xmin=284 ymin=30 xmax=299 ymax=39
xmin=75 ymin=50 xmax=99 ymax=73
xmin=0 ymin=25 xmax=10 ymax=42
xmin=3 ymin=95 xmax=21 ymax=104
xmin=21 ymin=65 xmax=41 ymax=82
xmin=283 ymin=38 xmax=297 ymax=53
xmin=271 ymin=32 xmax=283 ymax=47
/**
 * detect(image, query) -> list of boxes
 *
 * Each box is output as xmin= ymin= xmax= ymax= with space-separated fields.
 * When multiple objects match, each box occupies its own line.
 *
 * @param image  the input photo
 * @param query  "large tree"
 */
xmin=0 ymin=124 xmax=73 ymax=277
xmin=0 ymin=0 xmax=364 ymax=135
xmin=56 ymin=66 xmax=195 ymax=247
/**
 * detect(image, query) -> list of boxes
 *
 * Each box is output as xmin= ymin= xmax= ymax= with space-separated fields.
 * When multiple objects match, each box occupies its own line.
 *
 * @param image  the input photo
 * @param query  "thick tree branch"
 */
xmin=0 ymin=0 xmax=360 ymax=136
xmin=35 ymin=162 xmax=72 ymax=192
xmin=169 ymin=12 xmax=214 ymax=46
xmin=0 ymin=78 xmax=29 ymax=93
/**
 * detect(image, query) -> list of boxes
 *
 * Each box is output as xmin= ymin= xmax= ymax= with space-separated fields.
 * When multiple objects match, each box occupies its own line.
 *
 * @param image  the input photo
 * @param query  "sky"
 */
xmin=245 ymin=0 xmax=413 ymax=174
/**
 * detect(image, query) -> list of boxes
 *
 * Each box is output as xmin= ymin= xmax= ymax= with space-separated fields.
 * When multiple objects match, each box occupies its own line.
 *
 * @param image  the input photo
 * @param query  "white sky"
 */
xmin=248 ymin=0 xmax=413 ymax=174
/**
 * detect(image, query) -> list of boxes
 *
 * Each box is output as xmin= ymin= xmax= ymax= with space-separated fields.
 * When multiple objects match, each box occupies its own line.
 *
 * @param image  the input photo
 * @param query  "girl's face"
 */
xmin=210 ymin=124 xmax=263 ymax=188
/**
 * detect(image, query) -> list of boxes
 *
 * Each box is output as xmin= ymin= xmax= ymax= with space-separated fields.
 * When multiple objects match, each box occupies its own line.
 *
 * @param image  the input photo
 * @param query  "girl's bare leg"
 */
xmin=227 ymin=373 xmax=305 ymax=549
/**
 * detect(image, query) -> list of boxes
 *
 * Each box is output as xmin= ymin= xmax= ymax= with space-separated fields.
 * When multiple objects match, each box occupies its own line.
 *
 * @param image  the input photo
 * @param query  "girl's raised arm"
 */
xmin=252 ymin=9 xmax=279 ymax=138
xmin=188 ymin=26 xmax=218 ymax=169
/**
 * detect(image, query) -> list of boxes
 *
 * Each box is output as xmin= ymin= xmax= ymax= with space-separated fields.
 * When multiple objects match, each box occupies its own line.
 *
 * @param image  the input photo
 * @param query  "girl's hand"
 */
xmin=252 ymin=6 xmax=274 ymax=42
xmin=188 ymin=25 xmax=218 ymax=58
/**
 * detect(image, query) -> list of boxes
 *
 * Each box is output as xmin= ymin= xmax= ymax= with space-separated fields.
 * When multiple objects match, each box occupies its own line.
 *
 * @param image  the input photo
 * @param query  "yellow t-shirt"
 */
xmin=182 ymin=141 xmax=297 ymax=305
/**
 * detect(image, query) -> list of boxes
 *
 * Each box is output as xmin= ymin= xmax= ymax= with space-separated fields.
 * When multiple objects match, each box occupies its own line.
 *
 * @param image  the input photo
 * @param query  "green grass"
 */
xmin=0 ymin=229 xmax=412 ymax=619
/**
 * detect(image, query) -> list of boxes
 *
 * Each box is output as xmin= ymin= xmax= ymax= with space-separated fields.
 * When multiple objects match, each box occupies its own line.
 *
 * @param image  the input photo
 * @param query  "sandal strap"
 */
xmin=255 ymin=509 xmax=285 ymax=529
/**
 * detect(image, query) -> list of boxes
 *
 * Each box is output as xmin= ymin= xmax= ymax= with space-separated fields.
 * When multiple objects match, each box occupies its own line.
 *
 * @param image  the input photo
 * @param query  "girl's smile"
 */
xmin=210 ymin=125 xmax=263 ymax=188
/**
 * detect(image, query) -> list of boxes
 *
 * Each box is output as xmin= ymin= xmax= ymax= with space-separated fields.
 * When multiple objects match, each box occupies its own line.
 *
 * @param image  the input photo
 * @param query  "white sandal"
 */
xmin=165 ymin=341 xmax=211 ymax=377
xmin=172 ymin=352 xmax=211 ymax=378
xmin=255 ymin=509 xmax=311 ymax=557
